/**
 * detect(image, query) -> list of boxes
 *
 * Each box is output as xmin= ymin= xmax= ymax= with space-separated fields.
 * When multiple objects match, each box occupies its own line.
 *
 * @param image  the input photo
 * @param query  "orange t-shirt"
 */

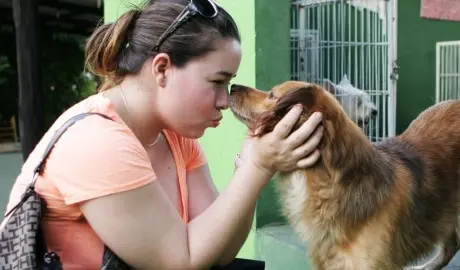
xmin=4 ymin=92 xmax=207 ymax=269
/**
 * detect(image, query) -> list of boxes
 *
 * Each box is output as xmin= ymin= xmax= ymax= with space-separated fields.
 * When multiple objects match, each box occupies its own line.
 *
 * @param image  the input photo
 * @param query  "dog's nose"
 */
xmin=371 ymin=109 xmax=378 ymax=117
xmin=230 ymin=84 xmax=246 ymax=94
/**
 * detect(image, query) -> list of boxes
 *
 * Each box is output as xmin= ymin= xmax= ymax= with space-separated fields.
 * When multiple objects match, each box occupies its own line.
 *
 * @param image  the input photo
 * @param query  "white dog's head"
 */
xmin=324 ymin=75 xmax=377 ymax=129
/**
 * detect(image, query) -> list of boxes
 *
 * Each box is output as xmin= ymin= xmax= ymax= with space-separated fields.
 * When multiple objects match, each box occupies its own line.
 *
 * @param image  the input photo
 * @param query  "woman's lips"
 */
xmin=211 ymin=116 xmax=222 ymax=127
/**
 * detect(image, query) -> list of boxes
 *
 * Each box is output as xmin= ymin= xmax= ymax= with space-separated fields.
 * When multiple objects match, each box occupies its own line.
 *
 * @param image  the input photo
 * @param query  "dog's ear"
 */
xmin=252 ymin=110 xmax=280 ymax=137
xmin=323 ymin=79 xmax=336 ymax=94
xmin=339 ymin=74 xmax=350 ymax=85
xmin=324 ymin=79 xmax=346 ymax=97
xmin=252 ymin=87 xmax=318 ymax=137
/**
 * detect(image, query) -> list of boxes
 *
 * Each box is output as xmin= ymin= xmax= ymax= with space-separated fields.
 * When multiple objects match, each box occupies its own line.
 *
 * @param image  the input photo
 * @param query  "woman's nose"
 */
xmin=216 ymin=89 xmax=229 ymax=110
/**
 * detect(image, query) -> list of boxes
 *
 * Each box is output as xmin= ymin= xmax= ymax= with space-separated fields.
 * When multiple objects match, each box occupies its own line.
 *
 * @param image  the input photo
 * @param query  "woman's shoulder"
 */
xmin=49 ymin=92 xmax=137 ymax=146
xmin=43 ymin=93 xmax=153 ymax=203
xmin=7 ymin=93 xmax=154 ymax=212
xmin=47 ymin=93 xmax=149 ymax=174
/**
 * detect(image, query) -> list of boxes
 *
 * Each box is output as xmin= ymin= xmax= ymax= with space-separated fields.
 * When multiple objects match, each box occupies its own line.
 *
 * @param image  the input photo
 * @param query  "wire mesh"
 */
xmin=291 ymin=0 xmax=397 ymax=141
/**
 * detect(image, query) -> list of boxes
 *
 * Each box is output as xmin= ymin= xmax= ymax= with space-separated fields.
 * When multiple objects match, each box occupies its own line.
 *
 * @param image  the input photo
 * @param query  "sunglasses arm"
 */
xmin=153 ymin=7 xmax=196 ymax=52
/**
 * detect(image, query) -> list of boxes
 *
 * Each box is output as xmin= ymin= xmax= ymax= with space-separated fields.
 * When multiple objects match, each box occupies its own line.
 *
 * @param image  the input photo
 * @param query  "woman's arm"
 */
xmin=187 ymin=164 xmax=219 ymax=222
xmin=186 ymin=164 xmax=256 ymax=266
xmin=186 ymin=116 xmax=324 ymax=266
xmin=81 ymin=160 xmax=269 ymax=270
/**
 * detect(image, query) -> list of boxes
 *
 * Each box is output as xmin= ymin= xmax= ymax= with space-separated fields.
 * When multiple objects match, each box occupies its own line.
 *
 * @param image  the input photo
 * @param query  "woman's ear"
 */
xmin=151 ymin=53 xmax=171 ymax=88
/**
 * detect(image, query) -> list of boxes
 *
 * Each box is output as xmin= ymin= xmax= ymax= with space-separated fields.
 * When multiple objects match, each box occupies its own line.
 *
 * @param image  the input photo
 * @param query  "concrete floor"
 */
xmin=257 ymin=225 xmax=460 ymax=270
xmin=0 ymin=151 xmax=22 ymax=214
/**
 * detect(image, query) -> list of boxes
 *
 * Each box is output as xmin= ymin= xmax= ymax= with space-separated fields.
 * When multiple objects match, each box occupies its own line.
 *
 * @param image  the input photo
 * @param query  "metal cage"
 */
xmin=436 ymin=40 xmax=460 ymax=103
xmin=290 ymin=0 xmax=398 ymax=141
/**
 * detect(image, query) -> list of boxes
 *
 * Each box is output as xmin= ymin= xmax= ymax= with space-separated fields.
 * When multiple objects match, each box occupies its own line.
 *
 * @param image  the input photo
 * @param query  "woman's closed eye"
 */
xmin=211 ymin=79 xmax=231 ymax=92
xmin=211 ymin=79 xmax=229 ymax=86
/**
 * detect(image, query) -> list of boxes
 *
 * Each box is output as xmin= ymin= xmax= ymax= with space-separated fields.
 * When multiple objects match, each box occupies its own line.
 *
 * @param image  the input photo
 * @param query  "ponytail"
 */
xmin=84 ymin=9 xmax=140 ymax=91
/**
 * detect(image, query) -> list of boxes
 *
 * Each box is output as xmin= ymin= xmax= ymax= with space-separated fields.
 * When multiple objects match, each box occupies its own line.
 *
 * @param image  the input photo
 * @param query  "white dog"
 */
xmin=323 ymin=74 xmax=378 ymax=128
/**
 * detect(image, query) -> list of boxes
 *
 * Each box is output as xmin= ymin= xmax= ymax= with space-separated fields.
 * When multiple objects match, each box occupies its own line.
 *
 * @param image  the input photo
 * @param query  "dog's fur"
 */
xmin=324 ymin=74 xmax=378 ymax=129
xmin=229 ymin=81 xmax=460 ymax=270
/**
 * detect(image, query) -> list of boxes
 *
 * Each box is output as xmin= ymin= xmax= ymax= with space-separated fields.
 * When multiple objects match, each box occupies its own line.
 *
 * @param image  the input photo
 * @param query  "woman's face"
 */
xmin=157 ymin=38 xmax=242 ymax=138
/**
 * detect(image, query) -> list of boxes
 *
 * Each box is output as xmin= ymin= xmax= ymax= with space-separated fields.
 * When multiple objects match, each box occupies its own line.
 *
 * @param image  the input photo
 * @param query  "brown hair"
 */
xmin=85 ymin=0 xmax=240 ymax=91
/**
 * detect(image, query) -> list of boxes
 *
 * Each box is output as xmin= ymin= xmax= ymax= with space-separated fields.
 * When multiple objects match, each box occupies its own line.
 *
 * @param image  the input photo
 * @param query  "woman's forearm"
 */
xmin=186 ymin=162 xmax=272 ymax=269
xmin=216 ymin=203 xmax=256 ymax=266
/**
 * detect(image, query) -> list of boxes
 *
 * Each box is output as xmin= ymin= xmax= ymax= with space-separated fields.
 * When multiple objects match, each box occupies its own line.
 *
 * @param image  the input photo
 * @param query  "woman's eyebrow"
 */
xmin=214 ymin=71 xmax=236 ymax=78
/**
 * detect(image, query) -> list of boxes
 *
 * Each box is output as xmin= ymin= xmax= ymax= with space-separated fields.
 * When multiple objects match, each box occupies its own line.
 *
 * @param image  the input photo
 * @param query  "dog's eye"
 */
xmin=268 ymin=92 xmax=276 ymax=99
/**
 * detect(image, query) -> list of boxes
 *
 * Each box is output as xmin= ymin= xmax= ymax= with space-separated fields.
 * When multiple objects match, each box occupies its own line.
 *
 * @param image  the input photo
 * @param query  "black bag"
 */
xmin=210 ymin=258 xmax=265 ymax=269
xmin=0 ymin=112 xmax=130 ymax=270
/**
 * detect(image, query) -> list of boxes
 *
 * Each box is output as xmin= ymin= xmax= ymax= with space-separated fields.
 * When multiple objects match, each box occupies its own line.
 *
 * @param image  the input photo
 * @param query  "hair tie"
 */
xmin=123 ymin=9 xmax=141 ymax=50
xmin=133 ymin=9 xmax=141 ymax=20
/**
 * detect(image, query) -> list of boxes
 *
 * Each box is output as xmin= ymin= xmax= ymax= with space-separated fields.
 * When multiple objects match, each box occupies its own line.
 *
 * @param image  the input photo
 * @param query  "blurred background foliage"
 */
xmin=0 ymin=25 xmax=96 ymax=130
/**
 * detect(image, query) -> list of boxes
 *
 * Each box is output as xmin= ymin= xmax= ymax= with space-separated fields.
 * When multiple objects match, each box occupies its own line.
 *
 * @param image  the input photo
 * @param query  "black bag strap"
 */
xmin=4 ymin=112 xmax=112 ymax=218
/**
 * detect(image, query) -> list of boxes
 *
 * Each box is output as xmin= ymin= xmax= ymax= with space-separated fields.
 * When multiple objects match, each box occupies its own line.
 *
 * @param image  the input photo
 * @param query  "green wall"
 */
xmin=199 ymin=0 xmax=291 ymax=258
xmin=104 ymin=0 xmax=140 ymax=23
xmin=198 ymin=0 xmax=256 ymax=259
xmin=104 ymin=0 xmax=292 ymax=260
xmin=396 ymin=0 xmax=460 ymax=134
xmin=252 ymin=1 xmax=292 ymax=230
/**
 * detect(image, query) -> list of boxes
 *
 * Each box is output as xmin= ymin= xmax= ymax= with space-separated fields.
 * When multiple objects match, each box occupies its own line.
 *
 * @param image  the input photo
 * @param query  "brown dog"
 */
xmin=229 ymin=81 xmax=460 ymax=270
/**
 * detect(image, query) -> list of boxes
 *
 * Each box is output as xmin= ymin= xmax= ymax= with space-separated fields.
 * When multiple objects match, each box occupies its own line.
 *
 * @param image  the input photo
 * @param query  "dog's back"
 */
xmin=378 ymin=99 xmax=460 ymax=266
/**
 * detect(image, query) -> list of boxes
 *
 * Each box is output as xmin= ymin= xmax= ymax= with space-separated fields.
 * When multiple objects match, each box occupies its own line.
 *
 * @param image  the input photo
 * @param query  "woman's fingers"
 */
xmin=254 ymin=107 xmax=324 ymax=173
xmin=272 ymin=105 xmax=303 ymax=138
xmin=296 ymin=149 xmax=321 ymax=168
xmin=288 ymin=112 xmax=323 ymax=148
xmin=292 ymin=125 xmax=323 ymax=159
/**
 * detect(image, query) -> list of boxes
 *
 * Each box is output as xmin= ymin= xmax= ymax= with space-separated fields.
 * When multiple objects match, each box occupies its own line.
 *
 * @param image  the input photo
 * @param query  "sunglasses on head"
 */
xmin=153 ymin=0 xmax=219 ymax=52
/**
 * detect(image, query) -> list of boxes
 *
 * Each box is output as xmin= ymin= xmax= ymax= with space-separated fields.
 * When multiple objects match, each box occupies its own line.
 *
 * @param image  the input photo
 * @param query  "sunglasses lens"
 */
xmin=192 ymin=0 xmax=218 ymax=17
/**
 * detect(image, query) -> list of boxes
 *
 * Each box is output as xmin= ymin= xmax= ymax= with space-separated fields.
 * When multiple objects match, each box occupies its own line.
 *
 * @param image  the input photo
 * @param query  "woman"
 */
xmin=5 ymin=0 xmax=323 ymax=269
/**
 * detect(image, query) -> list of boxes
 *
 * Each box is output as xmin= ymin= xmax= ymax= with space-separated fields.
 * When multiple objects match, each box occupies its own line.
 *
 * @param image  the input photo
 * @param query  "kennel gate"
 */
xmin=291 ymin=0 xmax=398 ymax=141
xmin=436 ymin=40 xmax=460 ymax=103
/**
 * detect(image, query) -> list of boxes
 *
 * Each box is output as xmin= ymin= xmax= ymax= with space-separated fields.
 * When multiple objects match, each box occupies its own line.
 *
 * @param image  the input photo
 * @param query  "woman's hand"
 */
xmin=238 ymin=105 xmax=324 ymax=176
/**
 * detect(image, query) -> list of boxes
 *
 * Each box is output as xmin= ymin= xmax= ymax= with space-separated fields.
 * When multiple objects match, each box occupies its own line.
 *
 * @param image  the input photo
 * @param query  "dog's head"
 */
xmin=324 ymin=75 xmax=377 ymax=129
xmin=229 ymin=81 xmax=380 ymax=230
xmin=229 ymin=80 xmax=348 ymax=139
xmin=229 ymin=80 xmax=370 ymax=171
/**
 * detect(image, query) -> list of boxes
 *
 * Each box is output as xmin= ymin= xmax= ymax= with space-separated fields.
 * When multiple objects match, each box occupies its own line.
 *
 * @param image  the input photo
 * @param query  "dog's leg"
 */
xmin=430 ymin=229 xmax=460 ymax=270
xmin=405 ymin=229 xmax=459 ymax=270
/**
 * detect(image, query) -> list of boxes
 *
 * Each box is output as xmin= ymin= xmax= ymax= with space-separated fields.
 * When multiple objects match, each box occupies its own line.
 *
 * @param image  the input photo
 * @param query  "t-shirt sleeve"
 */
xmin=44 ymin=115 xmax=156 ymax=205
xmin=183 ymin=138 xmax=208 ymax=171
